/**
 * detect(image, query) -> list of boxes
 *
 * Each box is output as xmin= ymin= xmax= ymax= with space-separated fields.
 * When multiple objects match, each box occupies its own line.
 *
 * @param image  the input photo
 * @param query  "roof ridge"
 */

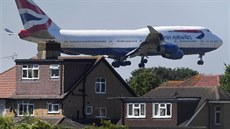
xmin=177 ymin=74 xmax=201 ymax=86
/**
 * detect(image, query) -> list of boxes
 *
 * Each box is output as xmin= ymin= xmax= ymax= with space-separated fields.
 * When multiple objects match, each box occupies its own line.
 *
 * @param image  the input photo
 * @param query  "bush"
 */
xmin=0 ymin=116 xmax=71 ymax=129
xmin=0 ymin=117 xmax=13 ymax=129
xmin=84 ymin=120 xmax=128 ymax=129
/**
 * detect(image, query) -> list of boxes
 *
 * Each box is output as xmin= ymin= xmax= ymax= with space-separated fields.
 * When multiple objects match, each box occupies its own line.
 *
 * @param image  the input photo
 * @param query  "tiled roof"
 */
xmin=143 ymin=86 xmax=219 ymax=100
xmin=194 ymin=75 xmax=220 ymax=86
xmin=142 ymin=86 xmax=230 ymax=111
xmin=0 ymin=67 xmax=16 ymax=98
xmin=161 ymin=81 xmax=184 ymax=87
xmin=162 ymin=74 xmax=221 ymax=87
xmin=41 ymin=116 xmax=85 ymax=129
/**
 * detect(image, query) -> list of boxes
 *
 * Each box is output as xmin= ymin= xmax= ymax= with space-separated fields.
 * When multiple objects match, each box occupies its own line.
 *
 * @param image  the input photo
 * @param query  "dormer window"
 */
xmin=50 ymin=64 xmax=60 ymax=79
xmin=22 ymin=65 xmax=39 ymax=79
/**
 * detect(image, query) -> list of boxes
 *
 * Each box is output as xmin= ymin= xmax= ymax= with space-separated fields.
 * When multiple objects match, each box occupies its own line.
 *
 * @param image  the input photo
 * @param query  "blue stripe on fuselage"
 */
xmin=61 ymin=47 xmax=217 ymax=56
xmin=62 ymin=48 xmax=136 ymax=56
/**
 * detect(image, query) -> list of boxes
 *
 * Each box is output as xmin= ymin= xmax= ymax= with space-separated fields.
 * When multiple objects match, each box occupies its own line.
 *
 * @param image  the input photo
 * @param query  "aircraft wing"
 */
xmin=127 ymin=26 xmax=163 ymax=58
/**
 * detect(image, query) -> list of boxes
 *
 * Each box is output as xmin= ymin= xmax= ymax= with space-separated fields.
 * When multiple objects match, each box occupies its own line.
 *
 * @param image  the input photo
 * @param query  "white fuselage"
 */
xmin=46 ymin=26 xmax=222 ymax=56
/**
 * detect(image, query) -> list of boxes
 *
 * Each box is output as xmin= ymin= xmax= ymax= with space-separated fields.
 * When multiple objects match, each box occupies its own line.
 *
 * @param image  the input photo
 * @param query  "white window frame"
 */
xmin=85 ymin=106 xmax=93 ymax=115
xmin=95 ymin=107 xmax=106 ymax=118
xmin=17 ymin=101 xmax=34 ymax=116
xmin=47 ymin=103 xmax=60 ymax=114
xmin=215 ymin=105 xmax=221 ymax=125
xmin=95 ymin=78 xmax=106 ymax=94
xmin=22 ymin=64 xmax=39 ymax=79
xmin=153 ymin=103 xmax=172 ymax=118
xmin=127 ymin=103 xmax=146 ymax=118
xmin=50 ymin=64 xmax=60 ymax=79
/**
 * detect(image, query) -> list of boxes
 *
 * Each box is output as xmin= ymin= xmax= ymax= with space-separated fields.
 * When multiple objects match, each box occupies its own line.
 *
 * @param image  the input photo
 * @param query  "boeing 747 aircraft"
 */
xmin=14 ymin=0 xmax=223 ymax=68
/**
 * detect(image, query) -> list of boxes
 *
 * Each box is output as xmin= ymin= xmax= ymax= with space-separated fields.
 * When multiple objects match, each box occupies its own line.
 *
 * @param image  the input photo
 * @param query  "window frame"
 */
xmin=126 ymin=103 xmax=146 ymax=118
xmin=215 ymin=105 xmax=221 ymax=125
xmin=22 ymin=64 xmax=39 ymax=79
xmin=95 ymin=107 xmax=107 ymax=118
xmin=47 ymin=103 xmax=60 ymax=114
xmin=17 ymin=101 xmax=34 ymax=116
xmin=85 ymin=106 xmax=93 ymax=115
xmin=152 ymin=103 xmax=172 ymax=119
xmin=95 ymin=78 xmax=106 ymax=94
xmin=49 ymin=64 xmax=60 ymax=79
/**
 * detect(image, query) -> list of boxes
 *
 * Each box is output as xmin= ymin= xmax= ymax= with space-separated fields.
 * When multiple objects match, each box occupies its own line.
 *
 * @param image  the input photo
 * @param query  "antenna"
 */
xmin=2 ymin=53 xmax=18 ymax=60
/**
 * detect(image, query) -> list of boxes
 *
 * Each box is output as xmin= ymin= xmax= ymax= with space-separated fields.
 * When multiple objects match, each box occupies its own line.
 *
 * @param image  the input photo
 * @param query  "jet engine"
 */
xmin=157 ymin=43 xmax=178 ymax=54
xmin=162 ymin=49 xmax=184 ymax=60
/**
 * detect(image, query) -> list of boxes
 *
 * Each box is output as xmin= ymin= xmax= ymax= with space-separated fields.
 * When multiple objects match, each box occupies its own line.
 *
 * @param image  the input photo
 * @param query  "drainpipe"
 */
xmin=59 ymin=62 xmax=63 ymax=95
xmin=208 ymin=102 xmax=211 ymax=129
xmin=82 ymin=76 xmax=86 ymax=119
xmin=121 ymin=100 xmax=125 ymax=125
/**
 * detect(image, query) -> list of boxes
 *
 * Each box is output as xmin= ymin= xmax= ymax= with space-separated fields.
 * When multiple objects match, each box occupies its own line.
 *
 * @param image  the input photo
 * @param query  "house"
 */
xmin=121 ymin=86 xmax=230 ymax=129
xmin=0 ymin=55 xmax=136 ymax=127
xmin=0 ymin=67 xmax=16 ymax=116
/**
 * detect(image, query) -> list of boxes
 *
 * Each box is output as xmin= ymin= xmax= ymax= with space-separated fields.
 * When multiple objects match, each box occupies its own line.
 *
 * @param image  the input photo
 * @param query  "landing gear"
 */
xmin=138 ymin=56 xmax=148 ymax=68
xmin=197 ymin=54 xmax=204 ymax=65
xmin=111 ymin=58 xmax=131 ymax=68
xmin=112 ymin=61 xmax=131 ymax=68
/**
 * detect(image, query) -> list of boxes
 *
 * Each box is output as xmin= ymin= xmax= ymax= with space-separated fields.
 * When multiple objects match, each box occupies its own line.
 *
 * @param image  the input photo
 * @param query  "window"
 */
xmin=215 ymin=105 xmax=221 ymax=125
xmin=48 ymin=103 xmax=60 ymax=114
xmin=95 ymin=78 xmax=106 ymax=94
xmin=22 ymin=65 xmax=39 ymax=79
xmin=95 ymin=107 xmax=106 ymax=118
xmin=85 ymin=106 xmax=93 ymax=115
xmin=18 ymin=101 xmax=34 ymax=116
xmin=50 ymin=64 xmax=60 ymax=79
xmin=127 ymin=103 xmax=146 ymax=118
xmin=153 ymin=103 xmax=172 ymax=118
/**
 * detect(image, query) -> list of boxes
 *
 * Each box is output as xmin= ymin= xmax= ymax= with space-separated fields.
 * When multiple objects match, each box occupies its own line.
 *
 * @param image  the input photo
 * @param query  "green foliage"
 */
xmin=0 ymin=116 xmax=71 ymax=129
xmin=128 ymin=68 xmax=160 ymax=96
xmin=0 ymin=117 xmax=13 ymax=129
xmin=84 ymin=120 xmax=128 ymax=129
xmin=220 ymin=64 xmax=230 ymax=92
xmin=127 ymin=67 xmax=198 ymax=96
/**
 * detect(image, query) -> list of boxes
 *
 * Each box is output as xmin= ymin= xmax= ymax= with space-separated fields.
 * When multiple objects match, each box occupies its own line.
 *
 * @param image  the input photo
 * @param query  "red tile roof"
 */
xmin=0 ymin=67 xmax=16 ymax=98
xmin=194 ymin=75 xmax=220 ymax=86
xmin=162 ymin=74 xmax=221 ymax=87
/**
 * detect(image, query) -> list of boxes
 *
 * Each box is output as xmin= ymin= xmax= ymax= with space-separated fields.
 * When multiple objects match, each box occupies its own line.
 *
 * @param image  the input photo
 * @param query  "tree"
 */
xmin=220 ymin=64 xmax=230 ymax=92
xmin=128 ymin=68 xmax=160 ymax=96
xmin=127 ymin=67 xmax=198 ymax=96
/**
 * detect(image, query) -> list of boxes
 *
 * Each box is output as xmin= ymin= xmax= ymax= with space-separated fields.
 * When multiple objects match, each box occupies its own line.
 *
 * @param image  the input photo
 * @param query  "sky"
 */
xmin=0 ymin=0 xmax=229 ymax=79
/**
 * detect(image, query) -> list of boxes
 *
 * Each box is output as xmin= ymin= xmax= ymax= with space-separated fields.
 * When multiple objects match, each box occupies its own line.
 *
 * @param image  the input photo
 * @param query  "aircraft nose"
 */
xmin=215 ymin=36 xmax=223 ymax=48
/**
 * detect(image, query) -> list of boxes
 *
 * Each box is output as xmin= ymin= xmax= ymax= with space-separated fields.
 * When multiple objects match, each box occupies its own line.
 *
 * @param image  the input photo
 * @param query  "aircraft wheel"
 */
xmin=138 ymin=63 xmax=145 ymax=68
xmin=197 ymin=60 xmax=204 ymax=65
xmin=112 ymin=61 xmax=120 ymax=68
xmin=142 ymin=59 xmax=148 ymax=64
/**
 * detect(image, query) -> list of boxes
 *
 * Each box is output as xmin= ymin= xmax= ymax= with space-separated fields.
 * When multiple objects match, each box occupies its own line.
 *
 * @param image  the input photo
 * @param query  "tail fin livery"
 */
xmin=15 ymin=0 xmax=60 ymax=41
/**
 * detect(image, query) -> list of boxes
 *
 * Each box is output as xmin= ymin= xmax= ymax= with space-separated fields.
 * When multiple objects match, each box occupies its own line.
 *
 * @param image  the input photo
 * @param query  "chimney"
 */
xmin=37 ymin=42 xmax=61 ymax=59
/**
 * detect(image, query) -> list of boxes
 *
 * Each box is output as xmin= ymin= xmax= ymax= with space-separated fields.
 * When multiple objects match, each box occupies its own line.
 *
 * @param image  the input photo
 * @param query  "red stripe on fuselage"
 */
xmin=15 ymin=0 xmax=46 ymax=15
xmin=172 ymin=30 xmax=202 ymax=33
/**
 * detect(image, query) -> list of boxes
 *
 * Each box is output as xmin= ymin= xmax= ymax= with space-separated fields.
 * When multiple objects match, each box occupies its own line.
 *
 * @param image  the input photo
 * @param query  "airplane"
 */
xmin=14 ymin=0 xmax=223 ymax=68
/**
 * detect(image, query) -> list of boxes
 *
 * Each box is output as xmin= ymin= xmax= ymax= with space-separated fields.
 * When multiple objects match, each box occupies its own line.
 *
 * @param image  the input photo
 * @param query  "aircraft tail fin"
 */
xmin=15 ymin=0 xmax=60 ymax=40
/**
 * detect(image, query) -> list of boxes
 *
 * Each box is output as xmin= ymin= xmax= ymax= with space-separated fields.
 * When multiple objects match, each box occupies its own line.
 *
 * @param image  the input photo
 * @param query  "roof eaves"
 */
xmin=0 ymin=66 xmax=16 ymax=75
xmin=62 ymin=57 xmax=103 ymax=99
xmin=63 ymin=56 xmax=137 ymax=99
